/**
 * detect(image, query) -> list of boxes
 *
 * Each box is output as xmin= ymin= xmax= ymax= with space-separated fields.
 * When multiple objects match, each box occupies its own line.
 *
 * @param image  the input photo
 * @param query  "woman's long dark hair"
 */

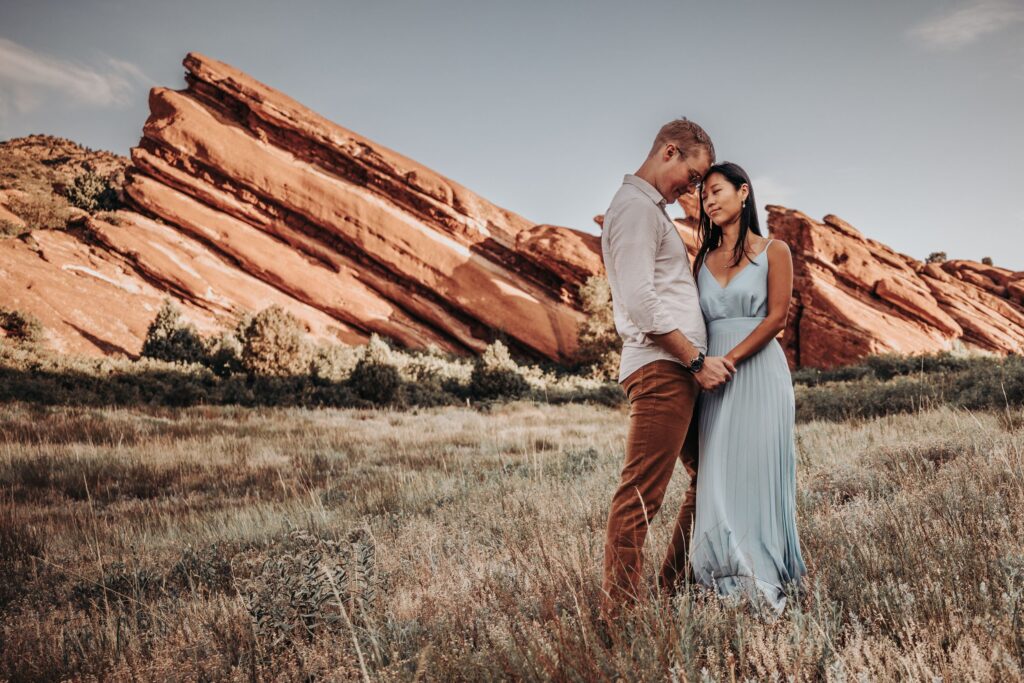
xmin=692 ymin=162 xmax=762 ymax=278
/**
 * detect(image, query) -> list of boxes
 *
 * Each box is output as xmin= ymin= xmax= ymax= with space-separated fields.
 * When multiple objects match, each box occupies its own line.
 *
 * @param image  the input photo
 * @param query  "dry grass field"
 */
xmin=1 ymin=400 xmax=1023 ymax=681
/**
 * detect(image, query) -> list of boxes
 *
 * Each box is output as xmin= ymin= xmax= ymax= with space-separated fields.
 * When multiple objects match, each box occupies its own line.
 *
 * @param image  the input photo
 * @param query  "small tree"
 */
xmin=574 ymin=275 xmax=621 ymax=380
xmin=202 ymin=329 xmax=244 ymax=377
xmin=141 ymin=299 xmax=206 ymax=364
xmin=309 ymin=343 xmax=363 ymax=384
xmin=236 ymin=305 xmax=310 ymax=376
xmin=348 ymin=335 xmax=401 ymax=404
xmin=926 ymin=251 xmax=947 ymax=264
xmin=982 ymin=256 xmax=993 ymax=266
xmin=64 ymin=171 xmax=121 ymax=212
xmin=469 ymin=340 xmax=529 ymax=400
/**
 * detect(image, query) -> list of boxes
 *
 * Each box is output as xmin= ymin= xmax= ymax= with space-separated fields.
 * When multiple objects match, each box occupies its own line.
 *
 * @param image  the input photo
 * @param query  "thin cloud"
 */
xmin=908 ymin=0 xmax=1024 ymax=50
xmin=0 ymin=38 xmax=152 ymax=113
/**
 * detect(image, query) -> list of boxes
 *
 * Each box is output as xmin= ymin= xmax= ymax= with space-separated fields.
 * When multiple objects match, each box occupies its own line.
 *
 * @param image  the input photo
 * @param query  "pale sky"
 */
xmin=2 ymin=0 xmax=1023 ymax=269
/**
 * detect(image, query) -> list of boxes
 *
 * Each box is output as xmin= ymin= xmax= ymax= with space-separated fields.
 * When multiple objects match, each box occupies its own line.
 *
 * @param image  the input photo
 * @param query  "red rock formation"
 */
xmin=117 ymin=52 xmax=599 ymax=362
xmin=2 ymin=54 xmax=1021 ymax=367
xmin=598 ymin=199 xmax=1024 ymax=368
xmin=761 ymin=207 xmax=1024 ymax=368
xmin=1 ymin=53 xmax=600 ymax=362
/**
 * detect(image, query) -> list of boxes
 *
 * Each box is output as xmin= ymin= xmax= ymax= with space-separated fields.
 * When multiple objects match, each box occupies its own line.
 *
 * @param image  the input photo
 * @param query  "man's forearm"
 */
xmin=647 ymin=329 xmax=700 ymax=365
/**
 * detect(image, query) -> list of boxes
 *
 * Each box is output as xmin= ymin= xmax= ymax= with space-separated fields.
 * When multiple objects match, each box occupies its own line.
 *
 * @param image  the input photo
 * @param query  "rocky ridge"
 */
xmin=1 ymin=53 xmax=1021 ymax=367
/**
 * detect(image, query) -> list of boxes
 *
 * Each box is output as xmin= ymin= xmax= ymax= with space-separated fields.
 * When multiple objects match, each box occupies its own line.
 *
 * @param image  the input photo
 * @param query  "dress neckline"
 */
xmin=701 ymin=239 xmax=773 ymax=290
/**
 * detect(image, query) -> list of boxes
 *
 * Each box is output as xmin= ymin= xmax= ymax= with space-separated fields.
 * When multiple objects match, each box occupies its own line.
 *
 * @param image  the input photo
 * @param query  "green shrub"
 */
xmin=94 ymin=210 xmax=123 ymax=226
xmin=864 ymin=351 xmax=972 ymax=380
xmin=796 ymin=376 xmax=939 ymax=422
xmin=574 ymin=276 xmax=621 ymax=380
xmin=397 ymin=380 xmax=459 ymax=408
xmin=951 ymin=354 xmax=1024 ymax=410
xmin=0 ymin=219 xmax=26 ymax=238
xmin=0 ymin=308 xmax=44 ymax=345
xmin=348 ymin=335 xmax=401 ymax=404
xmin=63 ymin=171 xmax=121 ymax=212
xmin=236 ymin=305 xmax=310 ymax=377
xmin=202 ymin=330 xmax=244 ymax=377
xmin=6 ymin=191 xmax=71 ymax=231
xmin=794 ymin=354 xmax=1024 ymax=422
xmin=794 ymin=351 xmax=991 ymax=385
xmin=140 ymin=299 xmax=206 ymax=365
xmin=469 ymin=340 xmax=529 ymax=400
xmin=309 ymin=343 xmax=363 ymax=384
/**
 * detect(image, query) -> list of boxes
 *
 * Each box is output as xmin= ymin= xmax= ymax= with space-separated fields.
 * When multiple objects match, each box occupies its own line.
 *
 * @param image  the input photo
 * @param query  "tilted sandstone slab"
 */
xmin=118 ymin=52 xmax=600 ymax=362
xmin=0 ymin=217 xmax=362 ymax=356
xmin=765 ymin=206 xmax=1024 ymax=368
xmin=595 ymin=203 xmax=1022 ymax=369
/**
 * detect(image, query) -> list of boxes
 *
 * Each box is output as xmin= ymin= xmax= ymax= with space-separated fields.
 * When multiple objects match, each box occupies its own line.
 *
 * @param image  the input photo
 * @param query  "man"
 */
xmin=600 ymin=118 xmax=736 ymax=620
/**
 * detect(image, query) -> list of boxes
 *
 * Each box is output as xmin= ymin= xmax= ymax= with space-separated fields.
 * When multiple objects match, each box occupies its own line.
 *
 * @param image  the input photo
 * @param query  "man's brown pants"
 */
xmin=601 ymin=359 xmax=700 ymax=617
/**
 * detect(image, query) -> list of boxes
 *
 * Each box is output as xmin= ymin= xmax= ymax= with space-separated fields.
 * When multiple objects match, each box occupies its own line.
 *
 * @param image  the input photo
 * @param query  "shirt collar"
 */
xmin=623 ymin=174 xmax=668 ymax=209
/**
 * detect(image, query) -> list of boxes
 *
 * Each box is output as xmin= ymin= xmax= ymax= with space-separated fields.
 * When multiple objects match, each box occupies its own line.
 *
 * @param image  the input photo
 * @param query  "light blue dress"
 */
xmin=689 ymin=239 xmax=807 ymax=616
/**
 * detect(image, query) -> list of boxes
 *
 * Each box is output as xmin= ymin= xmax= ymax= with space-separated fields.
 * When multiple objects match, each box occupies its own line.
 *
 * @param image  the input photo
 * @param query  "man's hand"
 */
xmin=693 ymin=356 xmax=736 ymax=391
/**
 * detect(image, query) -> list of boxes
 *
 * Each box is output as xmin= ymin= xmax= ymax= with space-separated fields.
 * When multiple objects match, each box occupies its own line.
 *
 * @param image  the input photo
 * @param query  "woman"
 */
xmin=687 ymin=162 xmax=807 ymax=617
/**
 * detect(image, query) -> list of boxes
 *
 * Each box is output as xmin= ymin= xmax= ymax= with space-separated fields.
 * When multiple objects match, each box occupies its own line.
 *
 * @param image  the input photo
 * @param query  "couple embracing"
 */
xmin=600 ymin=118 xmax=807 ymax=621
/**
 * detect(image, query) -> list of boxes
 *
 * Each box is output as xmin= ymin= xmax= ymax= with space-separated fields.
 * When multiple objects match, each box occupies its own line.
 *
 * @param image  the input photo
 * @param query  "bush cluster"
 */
xmin=4 ymin=300 xmax=1022 ymax=419
xmin=0 ymin=308 xmax=44 ymax=345
xmin=0 ymin=301 xmax=618 ymax=410
xmin=469 ymin=340 xmax=530 ymax=400
xmin=5 ymin=191 xmax=72 ymax=231
xmin=63 ymin=171 xmax=121 ymax=212
xmin=140 ymin=299 xmax=206 ymax=365
xmin=574 ymin=276 xmax=621 ymax=380
xmin=348 ymin=336 xmax=402 ymax=404
xmin=795 ymin=351 xmax=1024 ymax=422
xmin=235 ymin=305 xmax=311 ymax=377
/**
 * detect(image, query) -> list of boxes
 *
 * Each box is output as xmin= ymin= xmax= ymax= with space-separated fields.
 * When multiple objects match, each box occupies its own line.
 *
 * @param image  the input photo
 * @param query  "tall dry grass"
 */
xmin=1 ymin=401 xmax=1022 ymax=681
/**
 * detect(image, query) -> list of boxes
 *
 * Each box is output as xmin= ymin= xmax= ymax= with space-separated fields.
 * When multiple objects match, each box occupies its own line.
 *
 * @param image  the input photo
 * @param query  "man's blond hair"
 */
xmin=648 ymin=118 xmax=715 ymax=162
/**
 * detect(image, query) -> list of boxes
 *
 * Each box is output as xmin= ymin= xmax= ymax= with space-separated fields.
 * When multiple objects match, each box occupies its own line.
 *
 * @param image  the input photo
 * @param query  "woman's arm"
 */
xmin=723 ymin=240 xmax=794 ymax=367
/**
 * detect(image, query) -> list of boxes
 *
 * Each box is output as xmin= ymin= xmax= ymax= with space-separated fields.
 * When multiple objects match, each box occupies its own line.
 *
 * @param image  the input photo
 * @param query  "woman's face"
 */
xmin=701 ymin=172 xmax=748 ymax=226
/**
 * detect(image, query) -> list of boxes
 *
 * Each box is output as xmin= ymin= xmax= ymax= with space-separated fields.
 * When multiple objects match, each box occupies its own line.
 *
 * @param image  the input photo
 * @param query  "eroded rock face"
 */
xmin=119 ymin=52 xmax=601 ymax=362
xmin=609 ymin=203 xmax=1023 ymax=369
xmin=764 ymin=207 xmax=1024 ymax=368
xmin=1 ymin=53 xmax=600 ymax=362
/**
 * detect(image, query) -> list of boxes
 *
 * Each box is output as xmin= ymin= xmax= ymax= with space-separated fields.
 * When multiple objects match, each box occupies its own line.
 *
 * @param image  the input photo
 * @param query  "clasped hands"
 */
xmin=694 ymin=356 xmax=736 ymax=391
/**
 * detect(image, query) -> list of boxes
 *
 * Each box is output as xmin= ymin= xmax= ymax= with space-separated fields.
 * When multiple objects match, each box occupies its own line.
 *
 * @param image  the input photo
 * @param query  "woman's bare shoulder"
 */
xmin=765 ymin=236 xmax=791 ymax=255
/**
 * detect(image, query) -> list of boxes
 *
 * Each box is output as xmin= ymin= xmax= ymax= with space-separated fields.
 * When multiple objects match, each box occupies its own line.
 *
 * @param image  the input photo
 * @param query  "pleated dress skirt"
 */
xmin=689 ymin=315 xmax=807 ymax=616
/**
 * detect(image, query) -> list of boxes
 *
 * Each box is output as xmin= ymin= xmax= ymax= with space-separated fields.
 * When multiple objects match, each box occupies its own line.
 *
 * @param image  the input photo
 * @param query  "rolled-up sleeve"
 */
xmin=605 ymin=199 xmax=677 ymax=336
